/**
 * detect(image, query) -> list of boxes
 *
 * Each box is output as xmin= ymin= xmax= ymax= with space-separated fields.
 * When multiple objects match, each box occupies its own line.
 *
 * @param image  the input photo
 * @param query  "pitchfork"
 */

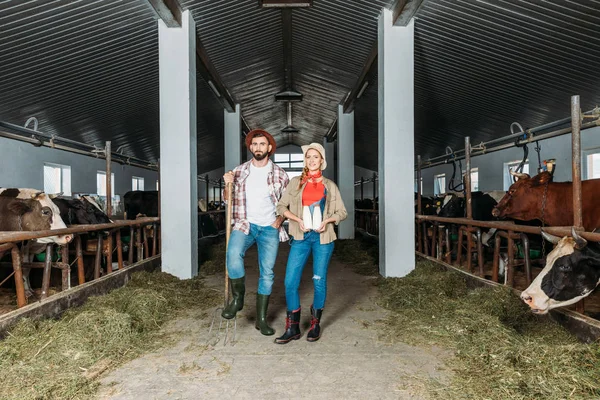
xmin=208 ymin=181 xmax=236 ymax=346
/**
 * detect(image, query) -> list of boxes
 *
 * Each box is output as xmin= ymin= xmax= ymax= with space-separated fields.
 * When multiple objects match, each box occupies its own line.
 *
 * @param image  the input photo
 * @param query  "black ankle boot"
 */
xmin=255 ymin=294 xmax=275 ymax=336
xmin=307 ymin=306 xmax=323 ymax=342
xmin=221 ymin=277 xmax=245 ymax=319
xmin=274 ymin=308 xmax=301 ymax=344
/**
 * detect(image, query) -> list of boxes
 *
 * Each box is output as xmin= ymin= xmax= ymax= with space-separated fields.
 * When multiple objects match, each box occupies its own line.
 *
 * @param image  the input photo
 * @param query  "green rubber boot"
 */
xmin=255 ymin=294 xmax=275 ymax=336
xmin=221 ymin=277 xmax=245 ymax=319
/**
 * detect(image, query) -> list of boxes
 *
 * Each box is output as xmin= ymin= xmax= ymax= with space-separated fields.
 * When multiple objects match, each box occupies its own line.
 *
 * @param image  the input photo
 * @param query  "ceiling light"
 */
xmin=261 ymin=0 xmax=312 ymax=8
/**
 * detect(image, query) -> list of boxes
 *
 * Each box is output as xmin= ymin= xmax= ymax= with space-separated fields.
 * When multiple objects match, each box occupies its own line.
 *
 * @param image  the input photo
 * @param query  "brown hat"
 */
xmin=245 ymin=129 xmax=277 ymax=156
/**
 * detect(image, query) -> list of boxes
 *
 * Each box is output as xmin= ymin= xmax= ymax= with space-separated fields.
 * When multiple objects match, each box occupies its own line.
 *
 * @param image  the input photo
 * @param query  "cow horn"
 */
xmin=571 ymin=227 xmax=588 ymax=250
xmin=509 ymin=169 xmax=530 ymax=180
xmin=30 ymin=191 xmax=43 ymax=199
xmin=541 ymin=230 xmax=561 ymax=244
xmin=48 ymin=192 xmax=63 ymax=199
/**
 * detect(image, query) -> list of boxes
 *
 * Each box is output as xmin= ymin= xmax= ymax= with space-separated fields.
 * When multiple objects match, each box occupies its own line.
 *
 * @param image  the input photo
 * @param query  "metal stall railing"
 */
xmin=414 ymin=95 xmax=600 ymax=315
xmin=0 ymin=218 xmax=160 ymax=308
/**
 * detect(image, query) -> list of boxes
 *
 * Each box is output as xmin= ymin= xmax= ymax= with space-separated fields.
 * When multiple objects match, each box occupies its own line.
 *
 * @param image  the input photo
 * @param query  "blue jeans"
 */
xmin=285 ymin=230 xmax=335 ymax=310
xmin=226 ymin=223 xmax=280 ymax=295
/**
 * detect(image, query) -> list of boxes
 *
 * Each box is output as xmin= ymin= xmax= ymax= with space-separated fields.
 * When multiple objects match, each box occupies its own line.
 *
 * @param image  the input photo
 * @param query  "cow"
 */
xmin=52 ymin=196 xmax=111 ymax=225
xmin=124 ymin=190 xmax=158 ymax=220
xmin=414 ymin=194 xmax=442 ymax=216
xmin=438 ymin=191 xmax=498 ymax=221
xmin=0 ymin=188 xmax=73 ymax=297
xmin=520 ymin=228 xmax=600 ymax=314
xmin=0 ymin=188 xmax=72 ymax=245
xmin=492 ymin=171 xmax=600 ymax=231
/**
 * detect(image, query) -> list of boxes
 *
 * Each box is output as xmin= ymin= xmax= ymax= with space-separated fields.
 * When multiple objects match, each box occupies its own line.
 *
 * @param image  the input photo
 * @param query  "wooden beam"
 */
xmin=342 ymin=0 xmax=411 ymax=113
xmin=147 ymin=0 xmax=182 ymax=27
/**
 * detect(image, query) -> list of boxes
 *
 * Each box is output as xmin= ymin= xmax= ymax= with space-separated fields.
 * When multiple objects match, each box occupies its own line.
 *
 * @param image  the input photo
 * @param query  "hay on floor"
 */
xmin=378 ymin=258 xmax=600 ymax=399
xmin=0 ymin=270 xmax=220 ymax=400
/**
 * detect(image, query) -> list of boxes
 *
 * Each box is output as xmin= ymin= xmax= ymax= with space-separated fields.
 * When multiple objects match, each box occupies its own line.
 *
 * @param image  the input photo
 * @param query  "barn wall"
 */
xmin=0 ymin=137 xmax=158 ymax=197
xmin=418 ymin=126 xmax=600 ymax=196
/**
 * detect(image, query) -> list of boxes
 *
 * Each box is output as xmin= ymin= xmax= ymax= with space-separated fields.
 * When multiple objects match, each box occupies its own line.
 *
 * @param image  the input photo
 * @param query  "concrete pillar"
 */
xmin=337 ymin=105 xmax=355 ymax=239
xmin=158 ymin=11 xmax=198 ymax=279
xmin=224 ymin=104 xmax=242 ymax=171
xmin=378 ymin=11 xmax=415 ymax=277
xmin=322 ymin=138 xmax=335 ymax=181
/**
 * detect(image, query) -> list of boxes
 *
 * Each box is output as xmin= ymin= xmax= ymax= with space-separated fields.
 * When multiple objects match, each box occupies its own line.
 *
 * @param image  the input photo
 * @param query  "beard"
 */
xmin=253 ymin=151 xmax=268 ymax=161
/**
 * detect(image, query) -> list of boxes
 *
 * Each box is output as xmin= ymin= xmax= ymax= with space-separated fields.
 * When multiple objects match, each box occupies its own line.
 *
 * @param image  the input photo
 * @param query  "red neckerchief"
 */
xmin=301 ymin=170 xmax=323 ymax=187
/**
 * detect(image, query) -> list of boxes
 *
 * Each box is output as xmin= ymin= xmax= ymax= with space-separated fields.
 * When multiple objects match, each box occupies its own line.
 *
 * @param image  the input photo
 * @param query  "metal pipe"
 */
xmin=372 ymin=172 xmax=377 ymax=202
xmin=41 ymin=243 xmax=53 ymax=299
xmin=415 ymin=214 xmax=600 ymax=242
xmin=0 ymin=217 xmax=159 ymax=244
xmin=465 ymin=137 xmax=472 ymax=219
xmin=572 ymin=96 xmax=583 ymax=229
xmin=360 ymin=177 xmax=364 ymax=201
xmin=10 ymin=245 xmax=26 ymax=308
xmin=106 ymin=141 xmax=112 ymax=216
xmin=421 ymin=120 xmax=599 ymax=169
xmin=417 ymin=155 xmax=422 ymax=215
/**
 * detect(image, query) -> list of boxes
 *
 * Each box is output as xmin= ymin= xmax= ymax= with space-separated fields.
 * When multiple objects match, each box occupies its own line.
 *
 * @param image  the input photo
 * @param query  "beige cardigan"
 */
xmin=277 ymin=176 xmax=348 ymax=244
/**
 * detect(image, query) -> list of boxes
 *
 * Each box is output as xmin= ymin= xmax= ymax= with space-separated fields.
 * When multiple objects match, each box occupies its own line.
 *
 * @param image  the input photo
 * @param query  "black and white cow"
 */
xmin=52 ymin=196 xmax=111 ymax=225
xmin=520 ymin=228 xmax=600 ymax=314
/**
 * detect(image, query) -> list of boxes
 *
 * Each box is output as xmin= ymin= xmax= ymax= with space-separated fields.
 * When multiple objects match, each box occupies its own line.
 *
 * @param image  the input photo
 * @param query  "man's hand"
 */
xmin=271 ymin=215 xmax=285 ymax=229
xmin=223 ymin=171 xmax=234 ymax=184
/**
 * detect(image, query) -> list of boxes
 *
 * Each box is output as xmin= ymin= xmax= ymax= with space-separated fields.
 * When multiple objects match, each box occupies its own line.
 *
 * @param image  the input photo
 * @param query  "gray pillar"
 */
xmin=322 ymin=137 xmax=335 ymax=181
xmin=337 ymin=105 xmax=355 ymax=239
xmin=378 ymin=11 xmax=415 ymax=277
xmin=224 ymin=104 xmax=242 ymax=171
xmin=158 ymin=11 xmax=198 ymax=279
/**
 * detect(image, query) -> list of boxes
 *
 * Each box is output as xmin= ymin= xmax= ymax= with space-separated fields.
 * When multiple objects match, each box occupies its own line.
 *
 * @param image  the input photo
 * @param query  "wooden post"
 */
xmin=11 ymin=245 xmax=26 ymax=308
xmin=116 ymin=230 xmax=124 ymax=270
xmin=75 ymin=235 xmax=85 ymax=285
xmin=571 ymin=95 xmax=585 ymax=314
xmin=61 ymin=244 xmax=70 ymax=290
xmin=128 ymin=226 xmax=134 ymax=265
xmin=136 ymin=226 xmax=143 ymax=262
xmin=143 ymin=227 xmax=149 ymax=259
xmin=152 ymin=223 xmax=157 ymax=256
xmin=507 ymin=231 xmax=515 ymax=287
xmin=106 ymin=141 xmax=112 ymax=217
xmin=41 ymin=243 xmax=53 ymax=299
xmin=106 ymin=231 xmax=113 ymax=274
xmin=94 ymin=235 xmax=103 ymax=279
xmin=360 ymin=177 xmax=364 ymax=201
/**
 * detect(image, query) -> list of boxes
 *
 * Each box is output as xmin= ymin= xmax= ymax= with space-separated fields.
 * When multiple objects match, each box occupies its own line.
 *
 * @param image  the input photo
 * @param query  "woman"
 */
xmin=274 ymin=143 xmax=347 ymax=344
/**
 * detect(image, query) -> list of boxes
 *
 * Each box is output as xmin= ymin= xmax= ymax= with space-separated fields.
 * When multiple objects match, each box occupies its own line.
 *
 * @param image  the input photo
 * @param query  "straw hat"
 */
xmin=301 ymin=142 xmax=327 ymax=170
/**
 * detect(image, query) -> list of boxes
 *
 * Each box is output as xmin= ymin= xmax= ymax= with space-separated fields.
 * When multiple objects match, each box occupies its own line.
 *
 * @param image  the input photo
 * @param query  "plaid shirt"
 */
xmin=230 ymin=160 xmax=290 ymax=242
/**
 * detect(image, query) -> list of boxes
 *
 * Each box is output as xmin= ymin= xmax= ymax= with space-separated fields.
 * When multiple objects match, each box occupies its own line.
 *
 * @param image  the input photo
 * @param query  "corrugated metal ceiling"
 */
xmin=1 ymin=0 xmax=599 ymax=173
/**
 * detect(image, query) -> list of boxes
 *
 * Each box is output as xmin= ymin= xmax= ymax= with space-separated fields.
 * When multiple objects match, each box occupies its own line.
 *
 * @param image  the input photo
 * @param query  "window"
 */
xmin=584 ymin=149 xmax=600 ymax=180
xmin=43 ymin=163 xmax=71 ymax=196
xmin=462 ymin=168 xmax=479 ymax=191
xmin=434 ymin=174 xmax=446 ymax=196
xmin=274 ymin=153 xmax=303 ymax=169
xmin=414 ymin=177 xmax=423 ymax=193
xmin=503 ymin=160 xmax=529 ymax=190
xmin=132 ymin=176 xmax=144 ymax=191
xmin=96 ymin=171 xmax=115 ymax=196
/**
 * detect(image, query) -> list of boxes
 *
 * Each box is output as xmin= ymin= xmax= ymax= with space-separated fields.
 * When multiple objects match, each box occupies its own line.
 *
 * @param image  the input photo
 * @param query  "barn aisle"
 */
xmin=97 ymin=244 xmax=449 ymax=399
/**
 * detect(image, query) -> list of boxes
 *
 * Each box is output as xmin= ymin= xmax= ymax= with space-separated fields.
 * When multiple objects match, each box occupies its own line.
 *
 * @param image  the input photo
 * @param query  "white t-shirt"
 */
xmin=245 ymin=161 xmax=276 ymax=226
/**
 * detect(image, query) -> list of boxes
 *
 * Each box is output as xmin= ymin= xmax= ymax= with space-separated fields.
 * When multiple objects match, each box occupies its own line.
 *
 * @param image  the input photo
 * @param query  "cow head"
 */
xmin=520 ymin=228 xmax=600 ymax=314
xmin=438 ymin=194 xmax=464 ymax=218
xmin=2 ymin=189 xmax=72 ymax=245
xmin=492 ymin=171 xmax=553 ymax=220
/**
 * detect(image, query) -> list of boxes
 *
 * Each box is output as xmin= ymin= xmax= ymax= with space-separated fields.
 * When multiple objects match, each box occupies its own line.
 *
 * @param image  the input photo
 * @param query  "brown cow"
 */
xmin=492 ymin=171 xmax=600 ymax=231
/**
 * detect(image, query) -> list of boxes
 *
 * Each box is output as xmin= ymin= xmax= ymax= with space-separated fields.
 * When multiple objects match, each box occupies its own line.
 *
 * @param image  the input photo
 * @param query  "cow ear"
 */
xmin=8 ymin=200 xmax=32 ymax=216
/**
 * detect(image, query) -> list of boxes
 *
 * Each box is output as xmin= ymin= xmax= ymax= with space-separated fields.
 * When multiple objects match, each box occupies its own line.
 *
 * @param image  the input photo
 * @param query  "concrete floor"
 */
xmin=97 ymin=243 xmax=449 ymax=400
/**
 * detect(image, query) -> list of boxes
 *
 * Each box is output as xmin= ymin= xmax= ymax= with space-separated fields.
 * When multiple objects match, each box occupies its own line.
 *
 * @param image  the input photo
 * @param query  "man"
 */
xmin=222 ymin=129 xmax=289 ymax=336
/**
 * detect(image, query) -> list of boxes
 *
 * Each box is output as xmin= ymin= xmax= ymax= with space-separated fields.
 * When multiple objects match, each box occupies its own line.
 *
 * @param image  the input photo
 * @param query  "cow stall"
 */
xmin=413 ymin=95 xmax=600 ymax=318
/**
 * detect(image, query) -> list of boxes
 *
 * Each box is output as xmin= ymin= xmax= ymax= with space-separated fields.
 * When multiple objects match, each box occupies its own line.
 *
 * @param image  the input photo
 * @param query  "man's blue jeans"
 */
xmin=226 ymin=223 xmax=280 ymax=295
xmin=284 ymin=230 xmax=335 ymax=310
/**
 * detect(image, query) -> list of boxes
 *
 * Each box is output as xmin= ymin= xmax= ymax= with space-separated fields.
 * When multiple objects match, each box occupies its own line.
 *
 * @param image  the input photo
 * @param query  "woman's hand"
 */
xmin=298 ymin=220 xmax=309 ymax=232
xmin=315 ymin=218 xmax=333 ymax=233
